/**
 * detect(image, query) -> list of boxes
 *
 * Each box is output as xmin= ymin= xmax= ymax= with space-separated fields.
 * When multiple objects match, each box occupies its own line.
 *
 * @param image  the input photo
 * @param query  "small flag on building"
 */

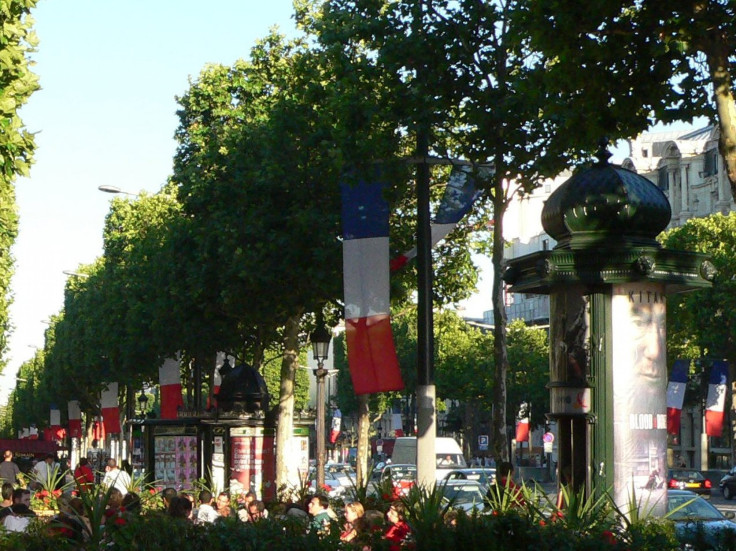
xmin=705 ymin=360 xmax=729 ymax=437
xmin=515 ymin=403 xmax=530 ymax=442
xmin=159 ymin=357 xmax=184 ymax=419
xmin=329 ymin=409 xmax=342 ymax=444
xmin=666 ymin=360 xmax=689 ymax=434
xmin=68 ymin=400 xmax=83 ymax=439
xmin=101 ymin=382 xmax=121 ymax=434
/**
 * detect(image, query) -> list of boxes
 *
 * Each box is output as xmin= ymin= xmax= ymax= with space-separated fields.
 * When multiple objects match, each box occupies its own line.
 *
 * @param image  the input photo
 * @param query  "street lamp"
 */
xmin=98 ymin=185 xmax=138 ymax=197
xmin=137 ymin=391 xmax=149 ymax=416
xmin=311 ymin=321 xmax=332 ymax=491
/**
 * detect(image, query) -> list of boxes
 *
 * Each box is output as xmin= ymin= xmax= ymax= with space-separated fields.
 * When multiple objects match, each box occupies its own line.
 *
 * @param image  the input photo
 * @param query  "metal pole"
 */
xmin=316 ymin=362 xmax=327 ymax=490
xmin=416 ymin=122 xmax=436 ymax=488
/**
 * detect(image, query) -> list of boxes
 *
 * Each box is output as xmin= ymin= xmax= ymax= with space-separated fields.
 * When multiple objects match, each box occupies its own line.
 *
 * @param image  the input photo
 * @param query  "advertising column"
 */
xmin=611 ymin=282 xmax=667 ymax=515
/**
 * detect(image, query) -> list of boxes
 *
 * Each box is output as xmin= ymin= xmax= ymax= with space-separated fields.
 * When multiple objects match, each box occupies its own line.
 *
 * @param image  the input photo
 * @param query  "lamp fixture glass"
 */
xmin=310 ymin=324 xmax=331 ymax=362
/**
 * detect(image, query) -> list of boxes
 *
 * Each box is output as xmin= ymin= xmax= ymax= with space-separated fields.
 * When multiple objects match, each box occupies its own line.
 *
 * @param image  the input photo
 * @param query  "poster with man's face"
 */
xmin=611 ymin=283 xmax=667 ymax=516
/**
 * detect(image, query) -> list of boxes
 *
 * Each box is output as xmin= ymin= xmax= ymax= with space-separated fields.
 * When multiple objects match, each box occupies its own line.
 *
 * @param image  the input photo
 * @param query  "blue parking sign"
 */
xmin=478 ymin=435 xmax=489 ymax=451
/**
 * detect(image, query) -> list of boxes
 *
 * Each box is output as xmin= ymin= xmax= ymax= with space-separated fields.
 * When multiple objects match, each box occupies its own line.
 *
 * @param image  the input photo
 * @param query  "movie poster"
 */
xmin=611 ymin=283 xmax=667 ymax=516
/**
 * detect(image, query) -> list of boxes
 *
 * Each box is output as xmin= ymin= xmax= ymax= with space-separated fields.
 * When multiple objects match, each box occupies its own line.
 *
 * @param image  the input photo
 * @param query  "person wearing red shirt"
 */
xmin=384 ymin=501 xmax=411 ymax=551
xmin=73 ymin=458 xmax=94 ymax=492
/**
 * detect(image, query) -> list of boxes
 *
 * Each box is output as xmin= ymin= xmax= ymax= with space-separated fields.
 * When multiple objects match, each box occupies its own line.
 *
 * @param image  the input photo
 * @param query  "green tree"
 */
xmin=661 ymin=212 xmax=736 ymax=462
xmin=0 ymin=0 xmax=38 ymax=372
xmin=524 ymin=0 xmax=736 ymax=197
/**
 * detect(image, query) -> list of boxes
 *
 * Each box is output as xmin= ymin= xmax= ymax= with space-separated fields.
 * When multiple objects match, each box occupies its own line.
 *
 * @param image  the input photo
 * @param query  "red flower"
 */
xmin=539 ymin=519 xmax=546 ymax=526
xmin=113 ymin=517 xmax=127 ymax=526
xmin=601 ymin=530 xmax=616 ymax=545
xmin=104 ymin=508 xmax=117 ymax=518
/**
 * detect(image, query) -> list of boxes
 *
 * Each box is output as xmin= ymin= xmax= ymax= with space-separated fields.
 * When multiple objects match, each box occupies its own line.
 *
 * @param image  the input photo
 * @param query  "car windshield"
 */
xmin=436 ymin=454 xmax=465 ymax=468
xmin=441 ymin=483 xmax=485 ymax=505
xmin=390 ymin=466 xmax=417 ymax=482
xmin=671 ymin=471 xmax=704 ymax=481
xmin=668 ymin=495 xmax=724 ymax=521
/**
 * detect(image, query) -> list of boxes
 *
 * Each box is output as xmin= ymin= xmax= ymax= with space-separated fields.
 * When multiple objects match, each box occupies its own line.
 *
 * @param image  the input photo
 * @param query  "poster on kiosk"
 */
xmin=611 ymin=282 xmax=667 ymax=516
xmin=229 ymin=427 xmax=276 ymax=501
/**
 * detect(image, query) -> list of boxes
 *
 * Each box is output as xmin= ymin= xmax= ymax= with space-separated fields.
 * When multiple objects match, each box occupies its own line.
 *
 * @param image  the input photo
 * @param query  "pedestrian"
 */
xmin=86 ymin=439 xmax=105 ymax=483
xmin=0 ymin=488 xmax=36 ymax=533
xmin=0 ymin=450 xmax=21 ymax=486
xmin=160 ymin=487 xmax=177 ymax=511
xmin=74 ymin=457 xmax=95 ymax=492
xmin=195 ymin=489 xmax=219 ymax=524
xmin=215 ymin=491 xmax=236 ymax=519
xmin=102 ymin=459 xmax=131 ymax=496
xmin=247 ymin=499 xmax=267 ymax=522
xmin=384 ymin=501 xmax=411 ymax=551
xmin=1 ymin=482 xmax=13 ymax=508
xmin=32 ymin=453 xmax=57 ymax=489
xmin=168 ymin=495 xmax=193 ymax=520
xmin=340 ymin=501 xmax=365 ymax=543
xmin=237 ymin=489 xmax=257 ymax=521
xmin=307 ymin=494 xmax=332 ymax=535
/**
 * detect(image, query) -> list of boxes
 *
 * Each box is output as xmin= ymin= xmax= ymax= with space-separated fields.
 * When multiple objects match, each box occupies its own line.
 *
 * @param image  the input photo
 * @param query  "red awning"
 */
xmin=0 ymin=439 xmax=65 ymax=457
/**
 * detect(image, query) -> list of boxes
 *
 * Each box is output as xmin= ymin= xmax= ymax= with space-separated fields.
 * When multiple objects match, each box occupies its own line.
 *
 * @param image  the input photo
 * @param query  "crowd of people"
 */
xmin=1 ymin=448 xmax=415 ymax=548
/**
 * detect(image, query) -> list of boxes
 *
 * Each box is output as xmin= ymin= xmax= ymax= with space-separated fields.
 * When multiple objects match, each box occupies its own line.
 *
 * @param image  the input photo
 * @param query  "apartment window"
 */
xmin=642 ymin=148 xmax=648 ymax=158
xmin=657 ymin=167 xmax=669 ymax=191
xmin=703 ymin=149 xmax=718 ymax=177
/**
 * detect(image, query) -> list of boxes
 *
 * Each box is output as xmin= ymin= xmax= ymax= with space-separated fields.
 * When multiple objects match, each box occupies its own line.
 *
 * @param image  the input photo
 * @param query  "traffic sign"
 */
xmin=478 ymin=435 xmax=489 ymax=451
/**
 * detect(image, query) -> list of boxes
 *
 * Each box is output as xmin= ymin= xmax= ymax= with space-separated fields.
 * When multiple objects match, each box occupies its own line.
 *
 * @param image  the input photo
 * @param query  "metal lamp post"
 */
xmin=311 ymin=322 xmax=331 ymax=491
xmin=137 ymin=391 xmax=149 ymax=416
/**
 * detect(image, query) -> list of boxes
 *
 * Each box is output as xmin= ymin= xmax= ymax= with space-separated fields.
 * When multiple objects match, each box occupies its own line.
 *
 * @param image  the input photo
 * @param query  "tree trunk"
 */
xmin=704 ymin=31 xmax=736 ymax=200
xmin=356 ymin=393 xmax=370 ymax=487
xmin=491 ymin=175 xmax=510 ymax=462
xmin=274 ymin=313 xmax=302 ymax=493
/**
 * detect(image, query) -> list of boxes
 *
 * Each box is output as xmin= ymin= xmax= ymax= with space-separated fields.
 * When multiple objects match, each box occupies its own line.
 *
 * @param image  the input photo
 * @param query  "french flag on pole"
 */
xmin=68 ymin=400 xmax=83 ymax=439
xmin=159 ymin=357 xmax=184 ymax=419
xmin=705 ymin=360 xmax=729 ymax=437
xmin=101 ymin=382 xmax=121 ymax=434
xmin=666 ymin=359 xmax=689 ymax=434
xmin=329 ymin=408 xmax=342 ymax=444
xmin=342 ymin=178 xmax=404 ymax=395
xmin=391 ymin=165 xmax=483 ymax=271
xmin=515 ymin=403 xmax=530 ymax=442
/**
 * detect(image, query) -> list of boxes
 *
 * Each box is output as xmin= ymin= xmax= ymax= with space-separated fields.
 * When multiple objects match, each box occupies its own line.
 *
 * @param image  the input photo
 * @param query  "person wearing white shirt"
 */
xmin=32 ymin=455 xmax=57 ymax=489
xmin=102 ymin=459 xmax=131 ymax=496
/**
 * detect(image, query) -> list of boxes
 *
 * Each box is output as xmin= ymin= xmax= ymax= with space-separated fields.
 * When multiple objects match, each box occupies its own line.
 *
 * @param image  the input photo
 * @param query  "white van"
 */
xmin=390 ymin=436 xmax=467 ymax=480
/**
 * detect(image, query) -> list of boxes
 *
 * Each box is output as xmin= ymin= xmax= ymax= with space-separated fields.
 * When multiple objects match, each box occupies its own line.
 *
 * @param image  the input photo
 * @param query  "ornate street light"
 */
xmin=137 ymin=391 xmax=149 ymax=416
xmin=311 ymin=321 xmax=332 ymax=490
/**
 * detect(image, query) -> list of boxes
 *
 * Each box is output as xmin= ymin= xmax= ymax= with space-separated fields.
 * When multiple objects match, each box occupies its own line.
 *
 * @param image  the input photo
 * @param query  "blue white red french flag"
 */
xmin=159 ymin=357 xmax=184 ymax=419
xmin=666 ymin=359 xmax=689 ymax=434
xmin=391 ymin=165 xmax=483 ymax=271
xmin=68 ymin=400 xmax=83 ymax=439
xmin=705 ymin=360 xmax=729 ymax=437
xmin=342 ymin=178 xmax=404 ymax=395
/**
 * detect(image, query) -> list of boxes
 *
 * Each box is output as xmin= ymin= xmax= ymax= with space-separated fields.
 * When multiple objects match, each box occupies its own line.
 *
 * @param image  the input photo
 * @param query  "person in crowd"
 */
xmin=74 ymin=457 xmax=95 ymax=492
xmin=487 ymin=461 xmax=525 ymax=507
xmin=384 ymin=501 xmax=411 ymax=551
xmin=102 ymin=487 xmax=124 ymax=524
xmin=307 ymin=494 xmax=332 ymax=535
xmin=340 ymin=501 xmax=366 ymax=543
xmin=48 ymin=494 xmax=87 ymax=543
xmin=168 ymin=495 xmax=193 ymax=520
xmin=215 ymin=491 xmax=236 ymax=519
xmin=247 ymin=499 xmax=267 ymax=522
xmin=1 ymin=482 xmax=13 ymax=508
xmin=160 ymin=487 xmax=177 ymax=511
xmin=0 ymin=488 xmax=36 ymax=532
xmin=195 ymin=489 xmax=219 ymax=524
xmin=237 ymin=489 xmax=257 ymax=521
xmin=121 ymin=492 xmax=142 ymax=515
xmin=102 ymin=458 xmax=131 ymax=496
xmin=0 ymin=450 xmax=21 ymax=486
xmin=86 ymin=439 xmax=105 ymax=483
xmin=32 ymin=453 xmax=57 ymax=489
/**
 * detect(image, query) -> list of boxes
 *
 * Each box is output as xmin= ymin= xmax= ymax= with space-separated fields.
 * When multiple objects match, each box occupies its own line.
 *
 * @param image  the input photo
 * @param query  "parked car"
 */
xmin=443 ymin=468 xmax=496 ymax=491
xmin=667 ymin=469 xmax=712 ymax=497
xmin=326 ymin=463 xmax=356 ymax=488
xmin=308 ymin=468 xmax=346 ymax=498
xmin=438 ymin=480 xmax=487 ymax=513
xmin=368 ymin=464 xmax=417 ymax=499
xmin=719 ymin=466 xmax=736 ymax=500
xmin=667 ymin=490 xmax=736 ymax=548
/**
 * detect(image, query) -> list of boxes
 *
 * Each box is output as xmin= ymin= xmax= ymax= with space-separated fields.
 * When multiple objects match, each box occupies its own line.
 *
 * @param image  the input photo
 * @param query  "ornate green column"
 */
xmin=504 ymin=142 xmax=714 ymax=515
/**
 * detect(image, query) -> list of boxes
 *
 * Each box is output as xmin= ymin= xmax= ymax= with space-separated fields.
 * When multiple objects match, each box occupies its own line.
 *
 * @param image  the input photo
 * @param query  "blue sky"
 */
xmin=2 ymin=0 xmax=299 ymax=404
